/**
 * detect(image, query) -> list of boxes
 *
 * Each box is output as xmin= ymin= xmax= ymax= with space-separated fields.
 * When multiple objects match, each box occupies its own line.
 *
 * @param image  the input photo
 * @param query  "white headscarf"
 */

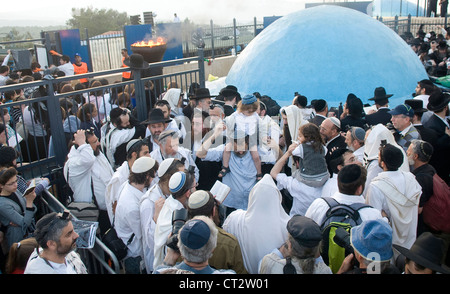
xmin=282 ymin=104 xmax=307 ymax=141
xmin=163 ymin=88 xmax=182 ymax=115
xmin=363 ymin=124 xmax=409 ymax=172
xmin=222 ymin=174 xmax=290 ymax=274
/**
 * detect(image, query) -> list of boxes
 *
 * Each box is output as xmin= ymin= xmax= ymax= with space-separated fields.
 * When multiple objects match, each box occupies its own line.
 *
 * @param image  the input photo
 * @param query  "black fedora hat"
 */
xmin=189 ymin=88 xmax=216 ymax=100
xmin=427 ymin=91 xmax=450 ymax=111
xmin=393 ymin=232 xmax=450 ymax=274
xmin=219 ymin=85 xmax=239 ymax=98
xmin=141 ymin=108 xmax=172 ymax=125
xmin=369 ymin=87 xmax=393 ymax=101
xmin=124 ymin=53 xmax=149 ymax=70
xmin=404 ymin=99 xmax=428 ymax=113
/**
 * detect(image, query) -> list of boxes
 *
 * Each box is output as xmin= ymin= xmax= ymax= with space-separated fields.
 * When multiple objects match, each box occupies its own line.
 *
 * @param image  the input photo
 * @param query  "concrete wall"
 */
xmin=96 ymin=54 xmax=237 ymax=86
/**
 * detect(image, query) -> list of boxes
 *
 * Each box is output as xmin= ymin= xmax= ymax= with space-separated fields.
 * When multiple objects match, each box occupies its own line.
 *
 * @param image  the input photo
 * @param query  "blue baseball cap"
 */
xmin=388 ymin=104 xmax=414 ymax=118
xmin=350 ymin=219 xmax=393 ymax=262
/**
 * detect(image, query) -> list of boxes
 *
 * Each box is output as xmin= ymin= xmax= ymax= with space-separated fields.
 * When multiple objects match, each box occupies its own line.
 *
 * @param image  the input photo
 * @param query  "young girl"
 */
xmin=0 ymin=167 xmax=37 ymax=250
xmin=219 ymin=94 xmax=264 ymax=181
xmin=291 ymin=123 xmax=329 ymax=187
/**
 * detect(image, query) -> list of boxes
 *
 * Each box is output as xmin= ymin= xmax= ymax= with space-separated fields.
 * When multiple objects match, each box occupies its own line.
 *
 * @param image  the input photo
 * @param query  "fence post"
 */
xmin=233 ymin=18 xmax=237 ymax=55
xmin=395 ymin=15 xmax=399 ymax=33
xmin=407 ymin=14 xmax=411 ymax=33
xmin=197 ymin=47 xmax=206 ymax=88
xmin=133 ymin=70 xmax=148 ymax=122
xmin=210 ymin=20 xmax=215 ymax=59
xmin=45 ymin=81 xmax=67 ymax=166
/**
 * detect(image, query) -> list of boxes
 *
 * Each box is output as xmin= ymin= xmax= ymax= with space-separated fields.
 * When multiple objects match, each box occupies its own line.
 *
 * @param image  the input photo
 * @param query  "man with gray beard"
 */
xmin=150 ymin=130 xmax=199 ymax=182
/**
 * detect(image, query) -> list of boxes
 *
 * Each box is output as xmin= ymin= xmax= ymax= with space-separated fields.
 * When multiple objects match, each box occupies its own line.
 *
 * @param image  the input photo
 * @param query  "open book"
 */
xmin=210 ymin=180 xmax=231 ymax=204
xmin=24 ymin=179 xmax=36 ymax=196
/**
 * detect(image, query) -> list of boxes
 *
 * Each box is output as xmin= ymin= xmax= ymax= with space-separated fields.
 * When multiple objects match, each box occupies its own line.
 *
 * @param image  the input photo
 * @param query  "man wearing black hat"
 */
xmin=142 ymin=108 xmax=173 ymax=153
xmin=218 ymin=85 xmax=240 ymax=117
xmin=182 ymin=88 xmax=215 ymax=121
xmin=365 ymin=87 xmax=393 ymax=126
xmin=394 ymin=232 xmax=450 ymax=274
xmin=423 ymin=90 xmax=450 ymax=184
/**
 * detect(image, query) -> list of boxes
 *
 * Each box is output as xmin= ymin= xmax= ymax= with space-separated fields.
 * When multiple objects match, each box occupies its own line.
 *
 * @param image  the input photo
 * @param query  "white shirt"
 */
xmin=153 ymin=195 xmax=184 ymax=269
xmin=58 ymin=62 xmax=74 ymax=76
xmin=25 ymin=249 xmax=87 ymax=274
xmin=64 ymin=144 xmax=113 ymax=210
xmin=115 ymin=182 xmax=146 ymax=259
xmin=104 ymin=160 xmax=130 ymax=223
xmin=305 ymin=192 xmax=386 ymax=227
xmin=275 ymin=173 xmax=323 ymax=216
xmin=140 ymin=183 xmax=168 ymax=273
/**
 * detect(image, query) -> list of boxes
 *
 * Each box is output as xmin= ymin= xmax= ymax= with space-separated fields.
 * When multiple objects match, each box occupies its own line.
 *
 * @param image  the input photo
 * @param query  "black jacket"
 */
xmin=365 ymin=108 xmax=392 ymax=126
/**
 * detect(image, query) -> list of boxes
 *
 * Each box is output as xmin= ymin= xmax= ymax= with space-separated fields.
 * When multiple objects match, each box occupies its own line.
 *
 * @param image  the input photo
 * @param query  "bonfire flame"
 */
xmin=132 ymin=37 xmax=166 ymax=47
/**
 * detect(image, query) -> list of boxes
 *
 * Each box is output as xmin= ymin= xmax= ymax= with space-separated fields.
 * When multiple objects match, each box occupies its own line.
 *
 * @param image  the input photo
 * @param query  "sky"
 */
xmin=0 ymin=0 xmax=316 ymax=27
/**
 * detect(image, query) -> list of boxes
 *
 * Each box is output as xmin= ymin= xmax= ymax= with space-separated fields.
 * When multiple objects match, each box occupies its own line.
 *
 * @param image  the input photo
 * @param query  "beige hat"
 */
xmin=328 ymin=117 xmax=341 ymax=129
xmin=131 ymin=157 xmax=156 ymax=173
xmin=188 ymin=190 xmax=210 ymax=209
xmin=157 ymin=158 xmax=176 ymax=177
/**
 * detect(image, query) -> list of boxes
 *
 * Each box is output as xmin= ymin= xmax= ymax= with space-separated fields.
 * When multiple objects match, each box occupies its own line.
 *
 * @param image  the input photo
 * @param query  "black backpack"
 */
xmin=319 ymin=197 xmax=371 ymax=273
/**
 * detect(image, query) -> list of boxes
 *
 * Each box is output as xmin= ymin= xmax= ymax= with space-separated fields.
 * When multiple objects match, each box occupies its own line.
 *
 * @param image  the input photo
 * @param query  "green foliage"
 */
xmin=66 ymin=6 xmax=129 ymax=38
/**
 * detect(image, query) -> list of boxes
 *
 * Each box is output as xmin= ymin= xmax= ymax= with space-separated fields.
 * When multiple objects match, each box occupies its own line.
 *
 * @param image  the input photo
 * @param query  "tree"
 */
xmin=66 ymin=6 xmax=129 ymax=38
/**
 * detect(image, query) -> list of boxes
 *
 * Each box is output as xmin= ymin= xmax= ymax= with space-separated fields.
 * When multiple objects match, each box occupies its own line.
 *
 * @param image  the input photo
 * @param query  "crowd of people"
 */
xmin=0 ymin=43 xmax=449 ymax=275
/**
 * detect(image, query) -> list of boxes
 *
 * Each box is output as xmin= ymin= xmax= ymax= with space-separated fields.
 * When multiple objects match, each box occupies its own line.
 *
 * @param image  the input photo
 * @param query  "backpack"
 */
xmin=422 ymin=174 xmax=450 ymax=233
xmin=319 ymin=197 xmax=371 ymax=274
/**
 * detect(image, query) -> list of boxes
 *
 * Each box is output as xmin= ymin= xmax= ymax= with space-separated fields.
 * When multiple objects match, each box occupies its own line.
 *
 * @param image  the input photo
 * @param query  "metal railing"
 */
xmin=39 ymin=187 xmax=121 ymax=274
xmin=0 ymin=52 xmax=205 ymax=273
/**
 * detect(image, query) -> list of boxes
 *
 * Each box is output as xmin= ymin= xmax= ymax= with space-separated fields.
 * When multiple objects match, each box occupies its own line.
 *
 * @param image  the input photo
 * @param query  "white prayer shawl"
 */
xmin=222 ymin=174 xmax=290 ymax=274
xmin=101 ymin=123 xmax=136 ymax=168
xmin=104 ymin=161 xmax=129 ymax=223
xmin=64 ymin=144 xmax=113 ymax=210
xmin=367 ymin=171 xmax=421 ymax=250
xmin=282 ymin=105 xmax=308 ymax=171
xmin=153 ymin=196 xmax=183 ymax=269
xmin=140 ymin=183 xmax=167 ymax=273
xmin=363 ymin=124 xmax=409 ymax=172
xmin=163 ymin=88 xmax=182 ymax=114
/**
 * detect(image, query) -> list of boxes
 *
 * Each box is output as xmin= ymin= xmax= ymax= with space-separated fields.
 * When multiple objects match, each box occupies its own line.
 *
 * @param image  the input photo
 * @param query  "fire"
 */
xmin=131 ymin=37 xmax=166 ymax=47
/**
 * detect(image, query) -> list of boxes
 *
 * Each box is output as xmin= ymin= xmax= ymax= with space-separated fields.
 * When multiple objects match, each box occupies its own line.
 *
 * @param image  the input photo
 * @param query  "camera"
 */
xmin=333 ymin=227 xmax=359 ymax=268
xmin=165 ymin=208 xmax=188 ymax=252
xmin=333 ymin=227 xmax=353 ymax=255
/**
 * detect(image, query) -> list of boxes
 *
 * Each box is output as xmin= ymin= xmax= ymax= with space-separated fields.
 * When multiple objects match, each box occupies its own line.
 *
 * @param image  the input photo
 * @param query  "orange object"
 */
xmin=73 ymin=62 xmax=89 ymax=83
xmin=122 ymin=57 xmax=131 ymax=79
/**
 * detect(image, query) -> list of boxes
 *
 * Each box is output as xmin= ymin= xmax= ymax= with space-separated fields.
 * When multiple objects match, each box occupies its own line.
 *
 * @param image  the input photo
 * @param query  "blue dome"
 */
xmin=226 ymin=5 xmax=428 ymax=107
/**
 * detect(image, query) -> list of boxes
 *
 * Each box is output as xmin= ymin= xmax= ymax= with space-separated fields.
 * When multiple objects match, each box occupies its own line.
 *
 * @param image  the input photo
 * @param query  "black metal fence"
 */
xmin=0 ymin=53 xmax=204 ymax=273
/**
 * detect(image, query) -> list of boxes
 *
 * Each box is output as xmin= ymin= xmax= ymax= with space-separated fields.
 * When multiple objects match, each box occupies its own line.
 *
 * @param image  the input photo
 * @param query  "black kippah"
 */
xmin=338 ymin=164 xmax=362 ymax=184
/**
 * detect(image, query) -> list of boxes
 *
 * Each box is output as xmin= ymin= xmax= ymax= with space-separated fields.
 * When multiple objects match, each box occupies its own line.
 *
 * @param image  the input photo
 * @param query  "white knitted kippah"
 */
xmin=131 ymin=157 xmax=156 ymax=173
xmin=158 ymin=158 xmax=176 ymax=177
